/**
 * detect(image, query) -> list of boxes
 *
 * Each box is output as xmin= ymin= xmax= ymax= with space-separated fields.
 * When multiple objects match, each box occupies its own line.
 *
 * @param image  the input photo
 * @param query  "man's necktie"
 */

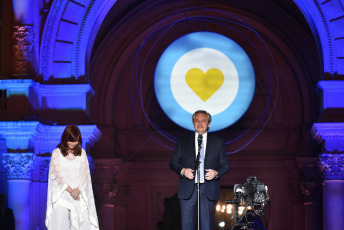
xmin=199 ymin=139 xmax=205 ymax=182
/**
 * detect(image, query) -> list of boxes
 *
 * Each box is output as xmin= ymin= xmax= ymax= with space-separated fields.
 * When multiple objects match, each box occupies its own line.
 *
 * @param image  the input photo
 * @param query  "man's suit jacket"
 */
xmin=169 ymin=133 xmax=230 ymax=201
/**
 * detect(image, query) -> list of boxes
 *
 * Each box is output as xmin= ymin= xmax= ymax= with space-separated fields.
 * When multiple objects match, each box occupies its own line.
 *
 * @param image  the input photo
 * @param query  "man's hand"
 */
xmin=181 ymin=168 xmax=194 ymax=180
xmin=205 ymin=169 xmax=218 ymax=180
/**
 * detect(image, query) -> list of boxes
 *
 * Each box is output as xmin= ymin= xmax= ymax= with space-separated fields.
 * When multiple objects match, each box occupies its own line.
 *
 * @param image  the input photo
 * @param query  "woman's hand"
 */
xmin=66 ymin=185 xmax=72 ymax=193
xmin=70 ymin=187 xmax=81 ymax=200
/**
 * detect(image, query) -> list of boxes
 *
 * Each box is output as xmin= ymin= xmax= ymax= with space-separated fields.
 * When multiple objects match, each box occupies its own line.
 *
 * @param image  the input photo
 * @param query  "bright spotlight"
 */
xmin=218 ymin=221 xmax=225 ymax=228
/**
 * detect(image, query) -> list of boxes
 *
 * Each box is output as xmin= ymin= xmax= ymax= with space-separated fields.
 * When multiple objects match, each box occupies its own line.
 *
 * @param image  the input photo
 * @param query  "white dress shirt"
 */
xmin=195 ymin=132 xmax=207 ymax=183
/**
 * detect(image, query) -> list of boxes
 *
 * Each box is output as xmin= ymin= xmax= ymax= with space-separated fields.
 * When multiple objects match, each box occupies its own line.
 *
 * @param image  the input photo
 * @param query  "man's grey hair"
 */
xmin=192 ymin=110 xmax=212 ymax=123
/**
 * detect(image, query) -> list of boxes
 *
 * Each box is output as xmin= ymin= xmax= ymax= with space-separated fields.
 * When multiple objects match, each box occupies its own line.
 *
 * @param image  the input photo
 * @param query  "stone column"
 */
xmin=319 ymin=154 xmax=344 ymax=230
xmin=312 ymin=122 xmax=344 ymax=230
xmin=2 ymin=153 xmax=35 ymax=230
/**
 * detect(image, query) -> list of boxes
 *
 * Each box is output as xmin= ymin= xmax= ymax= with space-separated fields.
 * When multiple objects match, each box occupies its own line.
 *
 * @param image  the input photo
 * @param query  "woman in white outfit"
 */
xmin=45 ymin=125 xmax=99 ymax=230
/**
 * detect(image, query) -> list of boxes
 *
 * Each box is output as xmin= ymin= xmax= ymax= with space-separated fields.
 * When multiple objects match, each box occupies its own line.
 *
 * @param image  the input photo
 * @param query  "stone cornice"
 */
xmin=0 ymin=121 xmax=39 ymax=138
xmin=0 ymin=121 xmax=39 ymax=150
xmin=33 ymin=83 xmax=94 ymax=96
xmin=312 ymin=122 xmax=344 ymax=151
xmin=312 ymin=123 xmax=344 ymax=139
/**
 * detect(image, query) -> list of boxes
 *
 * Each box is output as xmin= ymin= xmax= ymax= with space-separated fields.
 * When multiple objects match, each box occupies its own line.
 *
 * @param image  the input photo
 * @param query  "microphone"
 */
xmin=198 ymin=134 xmax=203 ymax=146
xmin=195 ymin=134 xmax=203 ymax=168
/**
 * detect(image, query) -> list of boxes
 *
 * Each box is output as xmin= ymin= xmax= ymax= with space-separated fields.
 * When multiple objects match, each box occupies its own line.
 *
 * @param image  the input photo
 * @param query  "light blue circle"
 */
xmin=154 ymin=31 xmax=255 ymax=131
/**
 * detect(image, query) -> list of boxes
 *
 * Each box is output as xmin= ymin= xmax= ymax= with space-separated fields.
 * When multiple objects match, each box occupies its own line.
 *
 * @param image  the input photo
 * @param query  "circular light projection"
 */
xmin=154 ymin=32 xmax=255 ymax=131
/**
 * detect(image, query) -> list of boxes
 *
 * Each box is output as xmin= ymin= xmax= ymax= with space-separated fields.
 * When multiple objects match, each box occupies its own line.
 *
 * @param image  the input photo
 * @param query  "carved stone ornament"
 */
xmin=11 ymin=26 xmax=35 ymax=75
xmin=2 ymin=153 xmax=35 ymax=180
xmin=39 ymin=157 xmax=51 ymax=182
xmin=319 ymin=153 xmax=344 ymax=180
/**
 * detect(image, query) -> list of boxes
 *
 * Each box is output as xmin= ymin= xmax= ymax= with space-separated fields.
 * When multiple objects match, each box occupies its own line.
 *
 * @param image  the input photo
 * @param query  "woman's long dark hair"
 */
xmin=57 ymin=125 xmax=82 ymax=157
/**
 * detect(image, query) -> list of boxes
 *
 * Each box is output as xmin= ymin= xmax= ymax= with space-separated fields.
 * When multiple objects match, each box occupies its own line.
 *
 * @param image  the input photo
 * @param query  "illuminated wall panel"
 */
xmin=56 ymin=21 xmax=78 ymax=42
xmin=63 ymin=1 xmax=86 ymax=23
xmin=53 ymin=62 xmax=72 ymax=78
xmin=54 ymin=42 xmax=73 ymax=61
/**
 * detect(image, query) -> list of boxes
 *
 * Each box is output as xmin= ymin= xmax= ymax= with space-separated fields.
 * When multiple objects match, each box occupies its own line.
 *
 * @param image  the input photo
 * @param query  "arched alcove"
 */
xmin=89 ymin=0 xmax=320 ymax=159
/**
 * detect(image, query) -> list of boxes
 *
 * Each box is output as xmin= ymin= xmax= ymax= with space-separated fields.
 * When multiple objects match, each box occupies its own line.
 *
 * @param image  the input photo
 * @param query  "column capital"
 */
xmin=38 ymin=157 xmax=50 ymax=182
xmin=2 ymin=153 xmax=35 ymax=180
xmin=319 ymin=153 xmax=344 ymax=180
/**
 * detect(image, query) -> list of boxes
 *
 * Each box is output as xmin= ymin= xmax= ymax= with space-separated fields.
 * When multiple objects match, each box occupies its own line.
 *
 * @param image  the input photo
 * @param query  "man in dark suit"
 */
xmin=170 ymin=110 xmax=230 ymax=230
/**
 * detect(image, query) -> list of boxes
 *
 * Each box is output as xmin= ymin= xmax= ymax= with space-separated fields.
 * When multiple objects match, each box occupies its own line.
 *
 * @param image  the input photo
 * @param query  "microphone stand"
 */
xmin=195 ymin=134 xmax=202 ymax=230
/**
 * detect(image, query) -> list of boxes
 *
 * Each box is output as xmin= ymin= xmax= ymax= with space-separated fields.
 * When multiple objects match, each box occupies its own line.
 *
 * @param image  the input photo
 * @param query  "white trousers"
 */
xmin=48 ymin=203 xmax=91 ymax=230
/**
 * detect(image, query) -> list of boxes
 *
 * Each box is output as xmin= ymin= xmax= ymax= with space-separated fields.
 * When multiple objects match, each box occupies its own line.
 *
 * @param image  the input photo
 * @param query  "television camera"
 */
xmin=226 ymin=176 xmax=270 ymax=230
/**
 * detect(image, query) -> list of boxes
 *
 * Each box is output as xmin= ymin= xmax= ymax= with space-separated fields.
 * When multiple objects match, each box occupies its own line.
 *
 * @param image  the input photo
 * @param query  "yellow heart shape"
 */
xmin=185 ymin=68 xmax=224 ymax=102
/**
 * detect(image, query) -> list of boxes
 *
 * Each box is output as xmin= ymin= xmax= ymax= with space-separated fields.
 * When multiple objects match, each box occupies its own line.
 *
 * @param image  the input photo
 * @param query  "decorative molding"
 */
xmin=11 ymin=26 xmax=35 ymax=76
xmin=312 ymin=123 xmax=344 ymax=151
xmin=74 ymin=0 xmax=97 ymax=78
xmin=0 ymin=79 xmax=34 ymax=97
xmin=75 ymin=0 xmax=118 ymax=78
xmin=40 ymin=0 xmax=67 ymax=79
xmin=1 ymin=153 xmax=35 ymax=180
xmin=311 ymin=0 xmax=333 ymax=74
xmin=40 ymin=0 xmax=118 ymax=79
xmin=294 ymin=0 xmax=344 ymax=75
xmin=0 ymin=121 xmax=39 ymax=138
xmin=300 ymin=182 xmax=322 ymax=203
xmin=319 ymin=153 xmax=344 ymax=180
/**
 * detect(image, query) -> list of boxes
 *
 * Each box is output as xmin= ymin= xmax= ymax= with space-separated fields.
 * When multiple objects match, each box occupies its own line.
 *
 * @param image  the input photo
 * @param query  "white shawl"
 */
xmin=45 ymin=148 xmax=99 ymax=229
